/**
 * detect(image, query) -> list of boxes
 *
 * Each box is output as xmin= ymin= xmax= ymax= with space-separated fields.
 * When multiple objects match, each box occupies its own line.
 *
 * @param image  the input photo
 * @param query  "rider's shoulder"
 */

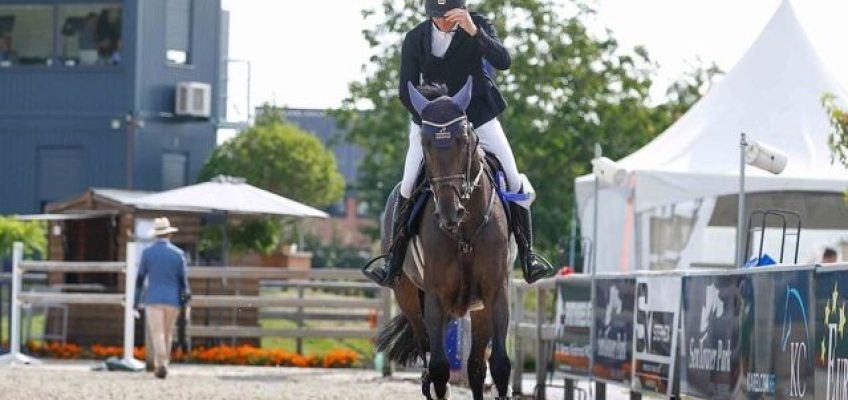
xmin=407 ymin=20 xmax=431 ymax=37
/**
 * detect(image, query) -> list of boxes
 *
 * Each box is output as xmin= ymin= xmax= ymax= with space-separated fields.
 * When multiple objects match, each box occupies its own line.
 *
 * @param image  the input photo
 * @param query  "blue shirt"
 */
xmin=135 ymin=239 xmax=190 ymax=307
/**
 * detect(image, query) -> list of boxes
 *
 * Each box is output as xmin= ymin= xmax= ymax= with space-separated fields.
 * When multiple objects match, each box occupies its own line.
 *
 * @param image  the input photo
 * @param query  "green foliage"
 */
xmin=199 ymin=219 xmax=282 ymax=256
xmin=198 ymin=105 xmax=346 ymax=256
xmin=335 ymin=0 xmax=715 ymax=251
xmin=0 ymin=216 xmax=47 ymax=259
xmin=824 ymin=92 xmax=848 ymax=168
xmin=200 ymin=104 xmax=345 ymax=208
xmin=302 ymin=231 xmax=370 ymax=269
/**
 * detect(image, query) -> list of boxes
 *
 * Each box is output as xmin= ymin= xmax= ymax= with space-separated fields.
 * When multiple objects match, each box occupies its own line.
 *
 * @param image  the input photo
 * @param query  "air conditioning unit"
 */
xmin=175 ymin=81 xmax=212 ymax=118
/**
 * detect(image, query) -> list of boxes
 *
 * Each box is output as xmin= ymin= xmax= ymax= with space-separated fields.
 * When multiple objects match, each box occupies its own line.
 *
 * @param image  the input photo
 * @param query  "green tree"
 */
xmin=0 ymin=216 xmax=47 ymax=259
xmin=200 ymin=104 xmax=345 ymax=207
xmin=198 ymin=105 xmax=346 ymax=255
xmin=335 ymin=0 xmax=714 ymax=251
xmin=824 ymin=93 xmax=848 ymax=168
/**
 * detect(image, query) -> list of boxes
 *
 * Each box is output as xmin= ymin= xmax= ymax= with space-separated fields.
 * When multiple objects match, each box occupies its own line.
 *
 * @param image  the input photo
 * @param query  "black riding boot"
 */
xmin=510 ymin=202 xmax=554 ymax=284
xmin=362 ymin=196 xmax=413 ymax=287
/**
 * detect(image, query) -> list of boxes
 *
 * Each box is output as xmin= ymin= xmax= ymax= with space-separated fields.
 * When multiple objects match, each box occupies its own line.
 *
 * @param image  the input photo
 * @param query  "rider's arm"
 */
xmin=398 ymin=31 xmax=423 ymax=124
xmin=472 ymin=14 xmax=511 ymax=71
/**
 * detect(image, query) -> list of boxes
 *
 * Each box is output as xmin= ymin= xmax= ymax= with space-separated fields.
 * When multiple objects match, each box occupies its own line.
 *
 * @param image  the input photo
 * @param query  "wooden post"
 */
xmin=512 ymin=285 xmax=525 ymax=395
xmin=535 ymin=284 xmax=547 ymax=400
xmin=380 ymin=287 xmax=394 ymax=377
xmin=595 ymin=381 xmax=606 ymax=400
xmin=564 ymin=378 xmax=575 ymax=400
xmin=295 ymin=285 xmax=305 ymax=355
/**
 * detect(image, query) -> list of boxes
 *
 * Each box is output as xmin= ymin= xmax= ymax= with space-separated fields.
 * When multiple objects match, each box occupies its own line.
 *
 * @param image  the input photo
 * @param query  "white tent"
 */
xmin=575 ymin=0 xmax=848 ymax=272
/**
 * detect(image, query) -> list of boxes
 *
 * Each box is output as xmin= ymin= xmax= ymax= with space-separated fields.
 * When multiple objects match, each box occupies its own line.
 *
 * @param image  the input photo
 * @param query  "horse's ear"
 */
xmin=452 ymin=76 xmax=473 ymax=111
xmin=407 ymin=81 xmax=430 ymax=117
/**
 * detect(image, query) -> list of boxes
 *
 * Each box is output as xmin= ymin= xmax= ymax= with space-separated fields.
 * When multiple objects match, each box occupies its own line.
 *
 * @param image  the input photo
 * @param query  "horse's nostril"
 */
xmin=457 ymin=207 xmax=466 ymax=220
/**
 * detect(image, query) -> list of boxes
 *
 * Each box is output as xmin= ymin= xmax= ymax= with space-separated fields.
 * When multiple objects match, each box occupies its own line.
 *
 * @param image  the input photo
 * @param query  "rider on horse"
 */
xmin=363 ymin=0 xmax=553 ymax=288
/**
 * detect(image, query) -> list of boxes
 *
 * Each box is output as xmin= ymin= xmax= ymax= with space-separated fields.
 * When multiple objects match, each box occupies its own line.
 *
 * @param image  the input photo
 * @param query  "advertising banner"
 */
xmin=632 ymin=274 xmax=681 ymax=396
xmin=815 ymin=266 xmax=848 ymax=400
xmin=681 ymin=267 xmax=815 ymax=400
xmin=553 ymin=276 xmax=592 ymax=377
xmin=592 ymin=276 xmax=636 ymax=384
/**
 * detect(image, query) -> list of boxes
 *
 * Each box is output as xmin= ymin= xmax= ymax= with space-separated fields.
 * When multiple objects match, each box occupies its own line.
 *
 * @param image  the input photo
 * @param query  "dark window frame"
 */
xmin=164 ymin=0 xmax=192 ymax=67
xmin=0 ymin=1 xmax=123 ymax=71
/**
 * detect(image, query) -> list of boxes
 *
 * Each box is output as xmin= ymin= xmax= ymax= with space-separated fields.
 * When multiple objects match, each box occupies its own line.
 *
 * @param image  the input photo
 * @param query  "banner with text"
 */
xmin=632 ymin=274 xmax=681 ymax=396
xmin=814 ymin=267 xmax=848 ymax=400
xmin=743 ymin=267 xmax=814 ymax=400
xmin=681 ymin=273 xmax=744 ymax=399
xmin=554 ymin=277 xmax=592 ymax=377
xmin=592 ymin=277 xmax=635 ymax=384
xmin=681 ymin=267 xmax=815 ymax=400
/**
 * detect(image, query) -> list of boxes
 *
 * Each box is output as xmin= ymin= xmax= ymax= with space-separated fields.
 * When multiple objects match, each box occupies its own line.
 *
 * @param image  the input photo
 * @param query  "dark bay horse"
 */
xmin=376 ymin=78 xmax=514 ymax=400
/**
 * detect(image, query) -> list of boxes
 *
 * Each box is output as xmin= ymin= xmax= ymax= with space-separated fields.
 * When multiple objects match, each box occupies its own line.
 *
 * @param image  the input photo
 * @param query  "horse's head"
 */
xmin=407 ymin=77 xmax=478 ymax=231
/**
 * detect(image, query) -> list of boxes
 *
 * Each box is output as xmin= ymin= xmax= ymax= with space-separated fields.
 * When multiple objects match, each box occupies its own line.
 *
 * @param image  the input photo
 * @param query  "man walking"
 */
xmin=134 ymin=217 xmax=191 ymax=379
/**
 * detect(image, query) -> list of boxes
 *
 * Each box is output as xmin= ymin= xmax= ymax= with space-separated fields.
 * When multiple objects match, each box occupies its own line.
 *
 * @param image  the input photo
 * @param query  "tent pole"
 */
xmin=222 ymin=211 xmax=229 ymax=266
xmin=736 ymin=133 xmax=748 ymax=268
xmin=592 ymin=143 xmax=602 ymax=274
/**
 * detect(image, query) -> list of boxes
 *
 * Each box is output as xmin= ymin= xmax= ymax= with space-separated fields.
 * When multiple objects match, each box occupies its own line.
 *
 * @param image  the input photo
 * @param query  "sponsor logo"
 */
xmin=688 ymin=284 xmax=732 ymax=372
xmin=822 ymin=282 xmax=848 ymax=400
xmin=636 ymin=282 xmax=674 ymax=354
xmin=779 ymin=285 xmax=808 ymax=397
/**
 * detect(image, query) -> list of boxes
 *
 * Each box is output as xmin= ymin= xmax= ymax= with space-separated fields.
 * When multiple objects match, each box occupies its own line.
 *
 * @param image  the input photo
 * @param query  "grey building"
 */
xmin=0 ymin=0 xmax=229 ymax=213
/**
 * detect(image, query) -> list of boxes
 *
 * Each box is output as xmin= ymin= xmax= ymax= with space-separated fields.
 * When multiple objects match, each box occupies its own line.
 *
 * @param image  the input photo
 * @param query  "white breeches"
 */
xmin=400 ymin=118 xmax=523 ymax=200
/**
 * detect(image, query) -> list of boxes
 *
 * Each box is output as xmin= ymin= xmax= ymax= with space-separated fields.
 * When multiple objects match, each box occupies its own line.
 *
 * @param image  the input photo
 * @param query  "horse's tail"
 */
xmin=375 ymin=314 xmax=419 ymax=367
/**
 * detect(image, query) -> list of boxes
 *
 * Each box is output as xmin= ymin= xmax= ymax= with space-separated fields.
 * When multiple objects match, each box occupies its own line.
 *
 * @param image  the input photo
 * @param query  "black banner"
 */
xmin=592 ymin=276 xmax=635 ymax=384
xmin=554 ymin=276 xmax=592 ymax=376
xmin=681 ymin=267 xmax=815 ymax=400
xmin=632 ymin=275 xmax=681 ymax=396
xmin=815 ymin=267 xmax=848 ymax=400
xmin=681 ymin=273 xmax=744 ymax=399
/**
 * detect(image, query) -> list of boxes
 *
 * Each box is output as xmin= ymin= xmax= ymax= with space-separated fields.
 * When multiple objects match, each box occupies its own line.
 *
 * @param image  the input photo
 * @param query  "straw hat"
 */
xmin=151 ymin=217 xmax=179 ymax=236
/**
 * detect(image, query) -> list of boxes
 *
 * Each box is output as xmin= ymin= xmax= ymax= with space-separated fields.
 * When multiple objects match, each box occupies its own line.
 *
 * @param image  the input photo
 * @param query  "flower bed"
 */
xmin=25 ymin=341 xmax=360 ymax=368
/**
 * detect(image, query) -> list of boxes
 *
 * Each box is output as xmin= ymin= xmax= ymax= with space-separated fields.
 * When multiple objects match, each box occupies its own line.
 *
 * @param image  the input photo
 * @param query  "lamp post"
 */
xmin=735 ymin=133 xmax=788 ymax=267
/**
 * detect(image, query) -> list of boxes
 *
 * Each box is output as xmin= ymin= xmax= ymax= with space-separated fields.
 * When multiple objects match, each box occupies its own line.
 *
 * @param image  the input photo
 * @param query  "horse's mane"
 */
xmin=417 ymin=82 xmax=449 ymax=101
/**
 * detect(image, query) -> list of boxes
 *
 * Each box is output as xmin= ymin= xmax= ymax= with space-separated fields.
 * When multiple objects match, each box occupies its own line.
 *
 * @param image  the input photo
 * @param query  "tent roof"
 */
xmin=136 ymin=176 xmax=329 ymax=218
xmin=578 ymin=0 xmax=848 ymax=212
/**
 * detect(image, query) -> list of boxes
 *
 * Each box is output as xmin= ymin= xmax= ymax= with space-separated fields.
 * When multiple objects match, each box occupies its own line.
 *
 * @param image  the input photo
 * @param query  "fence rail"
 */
xmin=18 ymin=293 xmax=124 ymax=306
xmin=186 ymin=326 xmax=376 ymax=339
xmin=19 ymin=261 xmax=125 ymax=273
xmin=189 ymin=295 xmax=381 ymax=309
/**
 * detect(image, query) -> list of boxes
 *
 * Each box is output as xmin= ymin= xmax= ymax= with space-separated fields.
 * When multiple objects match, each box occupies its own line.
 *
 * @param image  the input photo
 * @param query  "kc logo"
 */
xmin=781 ymin=286 xmax=809 ymax=397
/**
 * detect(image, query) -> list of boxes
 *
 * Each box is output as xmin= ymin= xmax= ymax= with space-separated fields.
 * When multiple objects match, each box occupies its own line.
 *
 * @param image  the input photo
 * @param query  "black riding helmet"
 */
xmin=425 ymin=0 xmax=467 ymax=17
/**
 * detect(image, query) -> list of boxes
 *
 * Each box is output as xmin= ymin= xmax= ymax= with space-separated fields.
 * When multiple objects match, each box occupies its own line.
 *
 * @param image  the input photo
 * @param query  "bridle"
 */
xmin=421 ymin=116 xmax=497 ymax=254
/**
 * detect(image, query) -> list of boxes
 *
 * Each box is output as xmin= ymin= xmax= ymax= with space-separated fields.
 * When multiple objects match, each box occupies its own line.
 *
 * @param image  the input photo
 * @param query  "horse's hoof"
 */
xmin=429 ymin=382 xmax=451 ymax=399
xmin=468 ymin=299 xmax=484 ymax=312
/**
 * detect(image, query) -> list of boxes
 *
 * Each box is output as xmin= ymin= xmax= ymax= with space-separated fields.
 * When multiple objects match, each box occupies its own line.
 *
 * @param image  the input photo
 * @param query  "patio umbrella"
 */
xmin=137 ymin=176 xmax=329 ymax=264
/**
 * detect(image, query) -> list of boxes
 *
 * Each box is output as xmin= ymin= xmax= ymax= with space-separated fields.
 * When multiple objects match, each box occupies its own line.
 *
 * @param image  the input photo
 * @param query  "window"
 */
xmin=162 ymin=152 xmax=188 ymax=190
xmin=0 ymin=5 xmax=53 ymax=67
xmin=165 ymin=0 xmax=191 ymax=64
xmin=58 ymin=5 xmax=122 ymax=66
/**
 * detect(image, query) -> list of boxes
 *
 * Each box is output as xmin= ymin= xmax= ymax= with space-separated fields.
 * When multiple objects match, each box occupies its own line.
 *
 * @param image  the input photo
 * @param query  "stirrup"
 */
xmin=524 ymin=254 xmax=554 ymax=284
xmin=361 ymin=255 xmax=398 ymax=288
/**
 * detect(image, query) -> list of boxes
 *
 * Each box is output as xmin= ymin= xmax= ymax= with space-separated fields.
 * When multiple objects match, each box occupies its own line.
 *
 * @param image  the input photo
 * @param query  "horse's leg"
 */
xmin=425 ymin=293 xmax=451 ymax=399
xmin=468 ymin=307 xmax=493 ymax=400
xmin=489 ymin=288 xmax=512 ymax=399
